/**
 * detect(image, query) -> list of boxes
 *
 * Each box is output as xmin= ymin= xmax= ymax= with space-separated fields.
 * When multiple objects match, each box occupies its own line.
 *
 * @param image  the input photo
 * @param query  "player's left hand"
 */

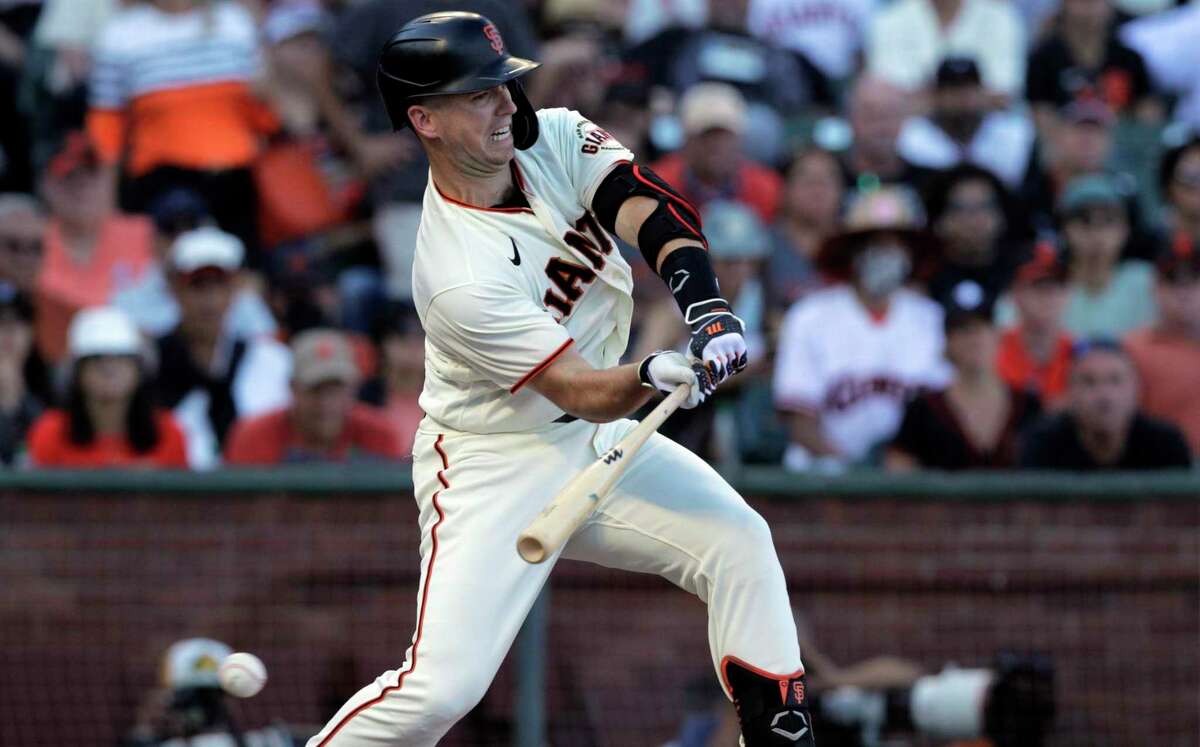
xmin=686 ymin=300 xmax=748 ymax=385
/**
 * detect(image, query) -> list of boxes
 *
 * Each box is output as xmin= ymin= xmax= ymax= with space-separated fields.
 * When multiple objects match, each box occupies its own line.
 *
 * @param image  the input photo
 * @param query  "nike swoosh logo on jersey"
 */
xmin=669 ymin=269 xmax=689 ymax=293
xmin=508 ymin=237 xmax=521 ymax=266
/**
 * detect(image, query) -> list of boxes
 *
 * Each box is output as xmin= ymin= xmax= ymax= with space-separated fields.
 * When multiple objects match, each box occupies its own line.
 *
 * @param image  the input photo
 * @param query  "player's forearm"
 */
xmin=528 ymin=351 xmax=653 ymax=422
xmin=561 ymin=363 xmax=655 ymax=422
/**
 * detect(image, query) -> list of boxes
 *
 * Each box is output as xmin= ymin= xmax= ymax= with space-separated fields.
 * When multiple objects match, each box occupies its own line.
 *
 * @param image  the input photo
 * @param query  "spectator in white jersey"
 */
xmin=774 ymin=186 xmax=950 ymax=472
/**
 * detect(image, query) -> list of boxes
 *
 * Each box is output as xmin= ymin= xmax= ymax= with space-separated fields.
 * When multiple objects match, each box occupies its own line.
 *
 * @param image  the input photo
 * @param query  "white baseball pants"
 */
xmin=306 ymin=417 xmax=803 ymax=746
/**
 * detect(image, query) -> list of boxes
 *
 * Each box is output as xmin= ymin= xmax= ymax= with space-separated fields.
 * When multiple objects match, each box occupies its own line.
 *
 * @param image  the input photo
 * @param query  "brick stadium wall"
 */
xmin=1 ymin=490 xmax=1196 ymax=747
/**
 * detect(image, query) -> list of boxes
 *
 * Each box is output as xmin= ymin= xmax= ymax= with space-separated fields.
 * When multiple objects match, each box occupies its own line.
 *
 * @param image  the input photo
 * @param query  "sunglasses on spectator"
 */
xmin=0 ymin=237 xmax=43 ymax=255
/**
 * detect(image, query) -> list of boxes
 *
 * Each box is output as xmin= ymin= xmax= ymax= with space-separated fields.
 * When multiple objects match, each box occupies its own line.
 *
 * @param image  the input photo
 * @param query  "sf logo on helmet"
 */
xmin=483 ymin=23 xmax=504 ymax=54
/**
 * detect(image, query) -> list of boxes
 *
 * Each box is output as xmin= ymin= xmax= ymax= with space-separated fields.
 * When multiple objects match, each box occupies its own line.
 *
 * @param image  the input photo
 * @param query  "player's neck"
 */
xmin=429 ymin=155 xmax=513 ymax=209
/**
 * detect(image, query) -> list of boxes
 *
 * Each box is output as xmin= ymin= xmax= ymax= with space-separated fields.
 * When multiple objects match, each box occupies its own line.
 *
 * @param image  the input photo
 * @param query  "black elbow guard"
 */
xmin=592 ymin=162 xmax=707 ymax=268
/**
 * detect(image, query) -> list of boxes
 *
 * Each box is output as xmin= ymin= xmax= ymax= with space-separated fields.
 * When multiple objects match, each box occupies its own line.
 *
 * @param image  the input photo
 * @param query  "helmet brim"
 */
xmin=387 ymin=56 xmax=541 ymax=99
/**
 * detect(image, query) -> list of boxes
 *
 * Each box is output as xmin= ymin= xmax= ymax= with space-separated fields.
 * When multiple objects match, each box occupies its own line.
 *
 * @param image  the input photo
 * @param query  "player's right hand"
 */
xmin=637 ymin=351 xmax=715 ymax=409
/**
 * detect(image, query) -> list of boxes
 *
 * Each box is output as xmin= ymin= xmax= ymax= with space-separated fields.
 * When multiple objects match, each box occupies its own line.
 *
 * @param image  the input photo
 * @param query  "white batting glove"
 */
xmin=637 ymin=351 xmax=711 ymax=409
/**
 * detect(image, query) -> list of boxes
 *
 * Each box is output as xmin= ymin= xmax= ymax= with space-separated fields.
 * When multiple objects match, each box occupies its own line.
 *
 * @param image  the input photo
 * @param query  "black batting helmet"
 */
xmin=377 ymin=12 xmax=541 ymax=149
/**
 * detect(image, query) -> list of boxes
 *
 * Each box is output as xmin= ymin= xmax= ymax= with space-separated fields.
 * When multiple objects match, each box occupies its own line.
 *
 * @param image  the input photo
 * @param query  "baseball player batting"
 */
xmin=306 ymin=12 xmax=813 ymax=746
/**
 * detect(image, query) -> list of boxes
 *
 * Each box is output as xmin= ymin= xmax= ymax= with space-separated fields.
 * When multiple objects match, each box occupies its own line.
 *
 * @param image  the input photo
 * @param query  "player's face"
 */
xmin=1069 ymin=350 xmax=1137 ymax=432
xmin=429 ymin=85 xmax=519 ymax=174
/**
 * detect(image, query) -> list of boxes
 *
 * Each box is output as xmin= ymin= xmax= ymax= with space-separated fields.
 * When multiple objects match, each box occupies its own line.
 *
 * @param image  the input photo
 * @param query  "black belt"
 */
xmin=553 ymin=413 xmax=579 ymax=423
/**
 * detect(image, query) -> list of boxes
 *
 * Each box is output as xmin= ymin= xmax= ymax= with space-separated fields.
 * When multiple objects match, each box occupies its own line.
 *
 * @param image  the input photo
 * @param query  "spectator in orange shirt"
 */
xmin=35 ymin=133 xmax=155 ymax=362
xmin=224 ymin=328 xmax=402 ymax=465
xmin=27 ymin=306 xmax=188 ymax=469
xmin=650 ymin=82 xmax=782 ymax=224
xmin=1124 ymin=235 xmax=1200 ymax=454
xmin=86 ymin=0 xmax=278 ymax=256
xmin=996 ymin=243 xmax=1074 ymax=406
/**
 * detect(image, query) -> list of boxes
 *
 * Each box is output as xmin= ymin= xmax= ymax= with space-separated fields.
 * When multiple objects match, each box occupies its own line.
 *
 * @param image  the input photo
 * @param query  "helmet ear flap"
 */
xmin=507 ymin=79 xmax=539 ymax=150
xmin=377 ymin=68 xmax=412 ymax=132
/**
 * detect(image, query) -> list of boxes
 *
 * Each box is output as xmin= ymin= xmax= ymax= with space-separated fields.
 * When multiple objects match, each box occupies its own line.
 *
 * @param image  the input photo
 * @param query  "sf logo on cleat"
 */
xmin=770 ymin=710 xmax=811 ymax=742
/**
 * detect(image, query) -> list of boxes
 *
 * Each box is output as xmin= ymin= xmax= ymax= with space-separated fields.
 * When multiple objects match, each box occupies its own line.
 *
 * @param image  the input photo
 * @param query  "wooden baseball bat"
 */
xmin=517 ymin=383 xmax=692 ymax=564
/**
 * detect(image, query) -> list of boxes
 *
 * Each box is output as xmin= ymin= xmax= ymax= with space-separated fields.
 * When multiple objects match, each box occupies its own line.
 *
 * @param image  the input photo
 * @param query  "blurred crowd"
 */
xmin=0 ymin=0 xmax=1196 ymax=474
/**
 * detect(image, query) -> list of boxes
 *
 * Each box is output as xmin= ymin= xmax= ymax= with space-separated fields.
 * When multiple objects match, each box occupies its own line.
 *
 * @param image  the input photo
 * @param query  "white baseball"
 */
xmin=218 ymin=652 xmax=267 ymax=698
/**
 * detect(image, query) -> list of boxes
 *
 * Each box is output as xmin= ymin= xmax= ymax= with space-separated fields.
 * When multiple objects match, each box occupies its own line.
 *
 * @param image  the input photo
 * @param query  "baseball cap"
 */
xmin=67 ymin=306 xmax=143 ymax=359
xmin=0 ymin=281 xmax=33 ymax=324
xmin=47 ymin=132 xmax=102 ymax=179
xmin=1156 ymin=231 xmax=1200 ymax=282
xmin=1069 ymin=336 xmax=1125 ymax=362
xmin=941 ymin=279 xmax=995 ymax=332
xmin=147 ymin=188 xmax=210 ymax=237
xmin=935 ymin=56 xmax=982 ymax=89
xmin=1014 ymin=241 xmax=1068 ymax=286
xmin=291 ymin=328 xmax=359 ymax=387
xmin=1059 ymin=97 xmax=1115 ymax=127
xmin=1058 ymin=174 xmax=1124 ymax=215
xmin=161 ymin=638 xmax=232 ymax=691
xmin=680 ymin=82 xmax=747 ymax=137
xmin=170 ymin=227 xmax=244 ymax=276
xmin=702 ymin=200 xmax=769 ymax=261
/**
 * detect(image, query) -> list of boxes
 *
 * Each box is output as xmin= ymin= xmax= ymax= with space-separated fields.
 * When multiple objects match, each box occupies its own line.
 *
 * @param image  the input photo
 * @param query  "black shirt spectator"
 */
xmin=1020 ymin=338 xmax=1191 ymax=470
xmin=1025 ymin=32 xmax=1153 ymax=115
xmin=1021 ymin=412 xmax=1190 ymax=470
xmin=893 ymin=388 xmax=1042 ymax=470
xmin=888 ymin=281 xmax=1042 ymax=471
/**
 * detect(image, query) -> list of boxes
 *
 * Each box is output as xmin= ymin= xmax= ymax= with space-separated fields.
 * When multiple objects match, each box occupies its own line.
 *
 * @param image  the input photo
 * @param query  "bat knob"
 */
xmin=517 ymin=534 xmax=548 ymax=564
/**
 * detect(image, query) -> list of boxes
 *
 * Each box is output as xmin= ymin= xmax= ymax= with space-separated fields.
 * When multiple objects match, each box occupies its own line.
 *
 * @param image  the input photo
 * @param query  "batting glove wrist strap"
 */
xmin=638 ymin=351 xmax=668 ymax=390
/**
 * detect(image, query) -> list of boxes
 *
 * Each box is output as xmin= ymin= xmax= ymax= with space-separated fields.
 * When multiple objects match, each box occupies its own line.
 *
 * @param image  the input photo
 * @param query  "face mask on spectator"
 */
xmin=854 ymin=243 xmax=911 ymax=297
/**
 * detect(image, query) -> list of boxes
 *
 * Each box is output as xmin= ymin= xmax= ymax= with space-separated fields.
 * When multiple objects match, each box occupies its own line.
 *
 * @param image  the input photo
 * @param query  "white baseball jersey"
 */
xmin=773 ymin=285 xmax=951 ymax=463
xmin=413 ymin=108 xmax=636 ymax=434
